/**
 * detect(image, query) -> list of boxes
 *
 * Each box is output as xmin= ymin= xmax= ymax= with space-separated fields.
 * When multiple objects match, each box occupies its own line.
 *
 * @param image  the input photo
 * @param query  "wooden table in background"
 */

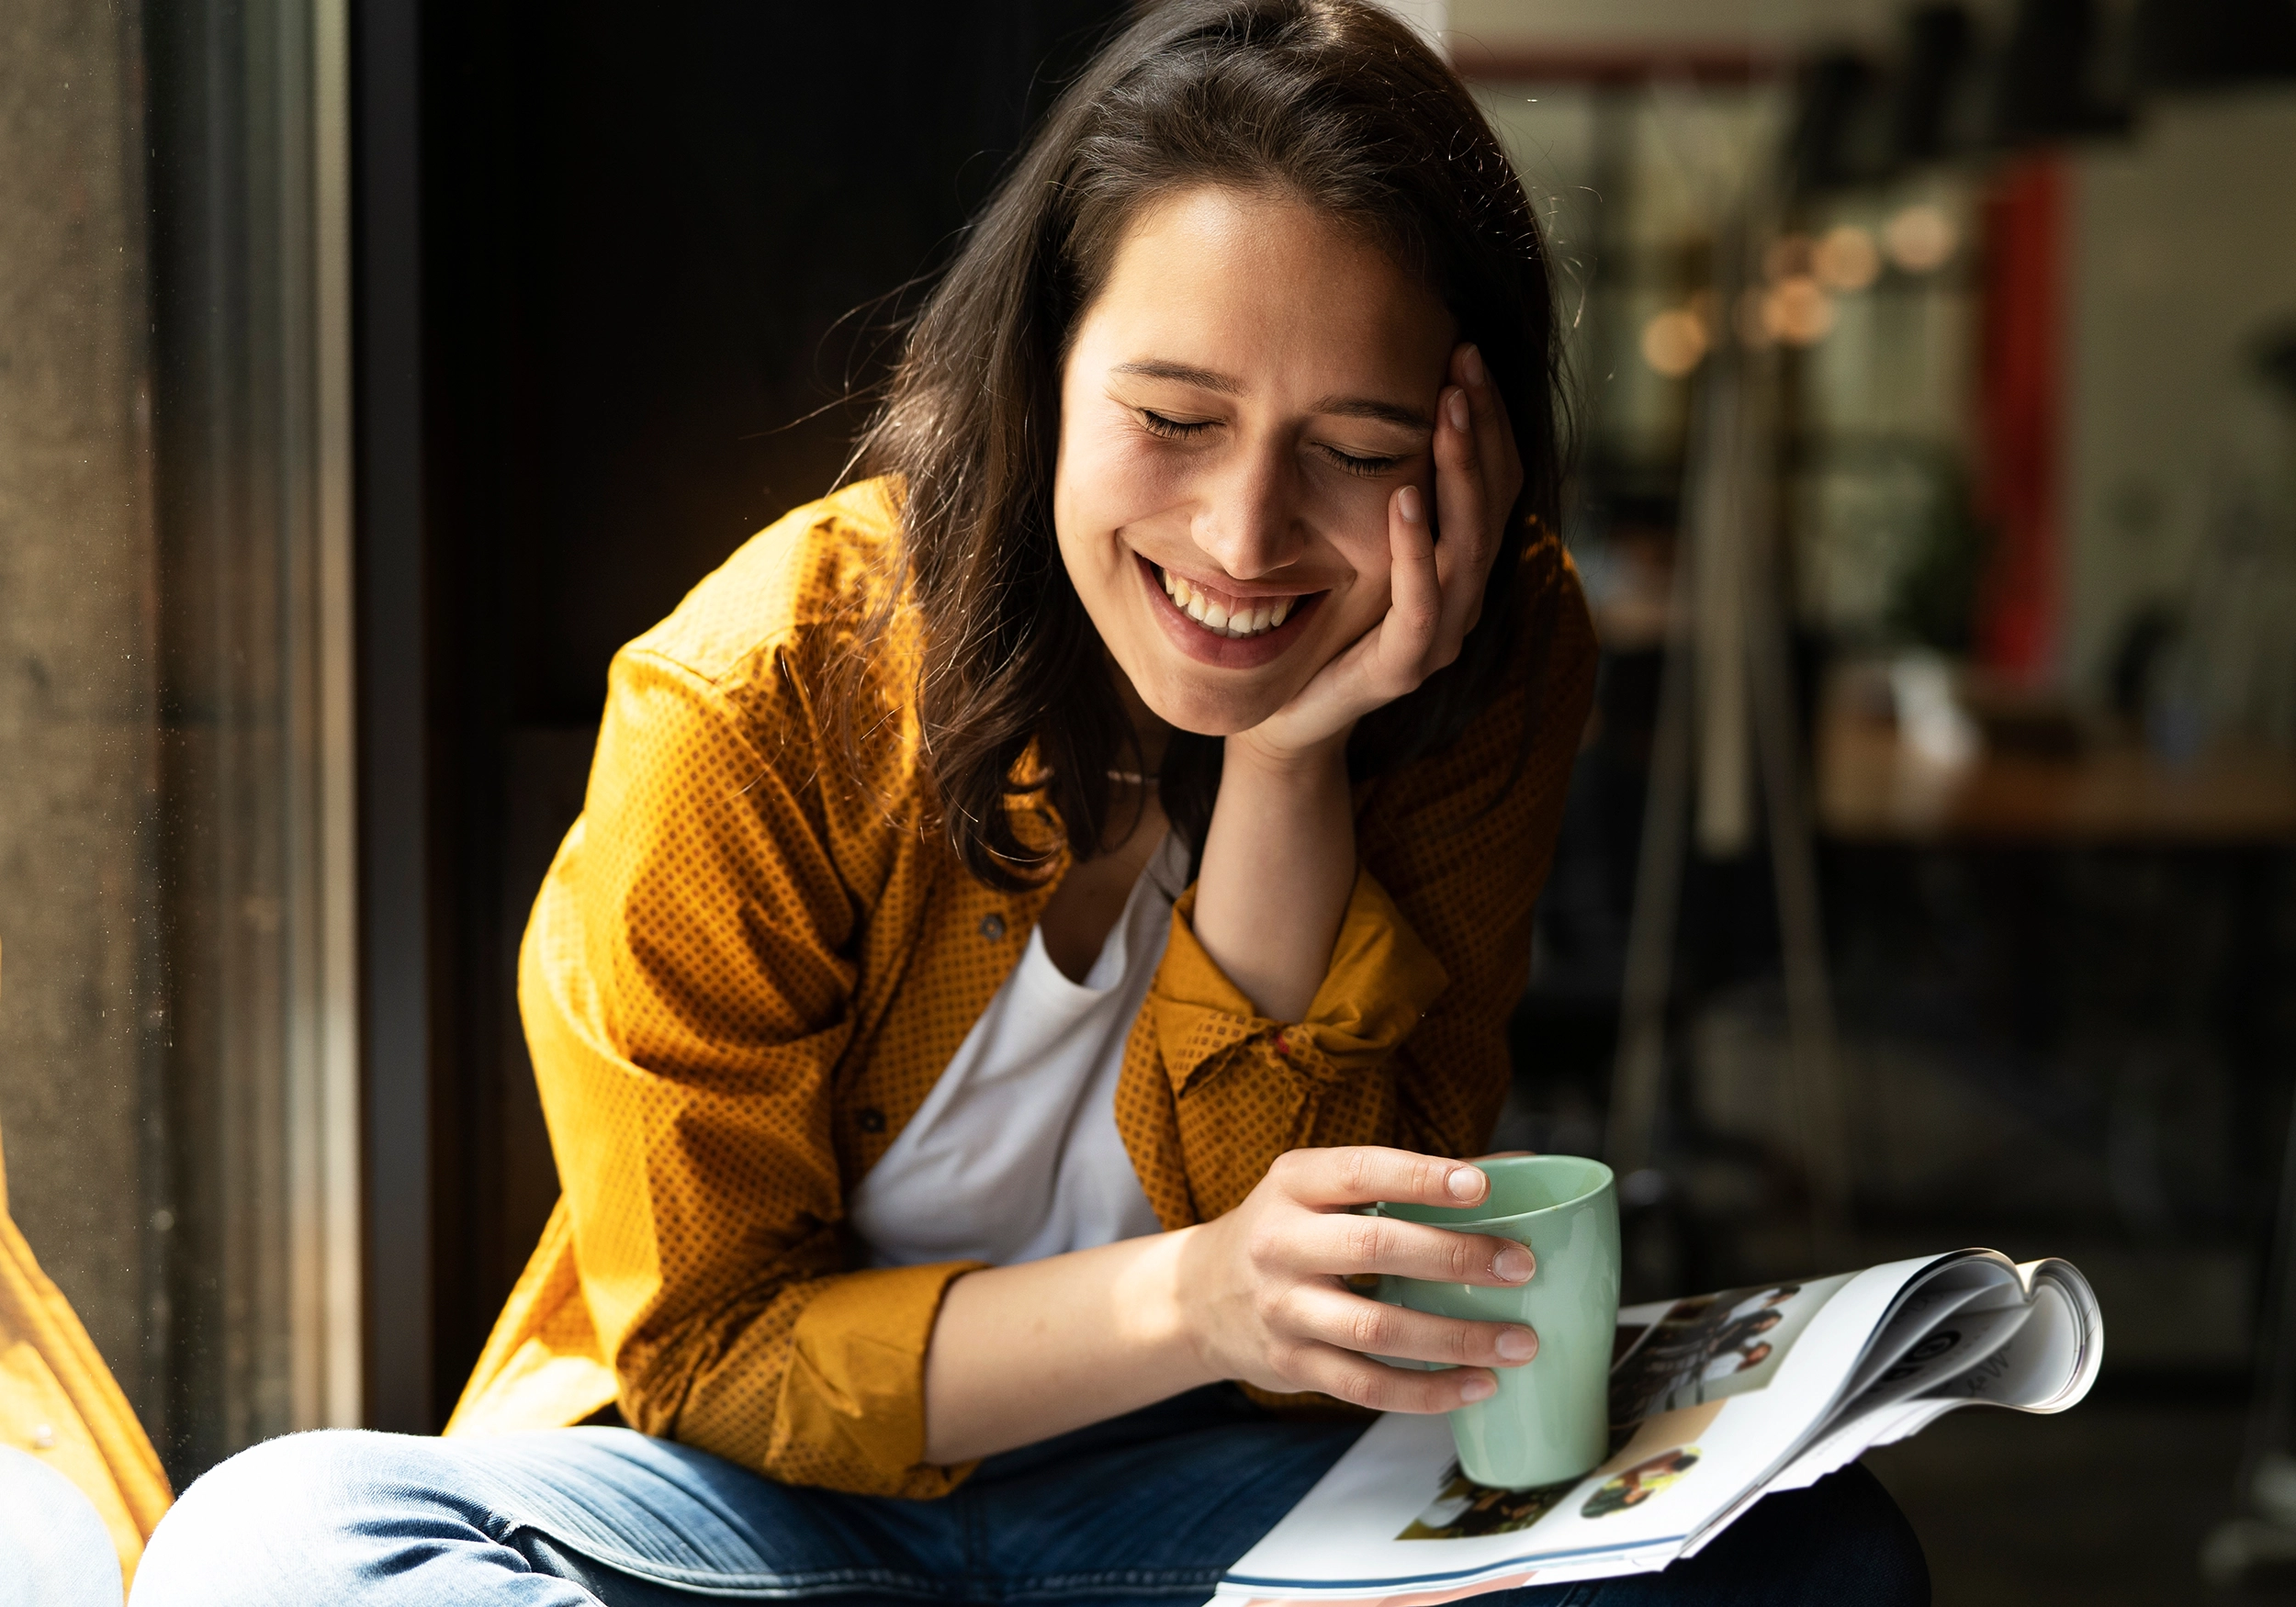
xmin=1818 ymin=709 xmax=2296 ymax=846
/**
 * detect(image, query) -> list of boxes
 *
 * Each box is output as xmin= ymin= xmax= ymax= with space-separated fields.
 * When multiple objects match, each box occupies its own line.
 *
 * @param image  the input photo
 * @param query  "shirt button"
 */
xmin=978 ymin=913 xmax=1006 ymax=940
xmin=858 ymin=1107 xmax=886 ymax=1134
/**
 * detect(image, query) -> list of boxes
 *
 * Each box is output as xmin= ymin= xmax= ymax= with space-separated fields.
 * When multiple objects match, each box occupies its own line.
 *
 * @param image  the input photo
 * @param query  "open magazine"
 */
xmin=1213 ymin=1250 xmax=2101 ymax=1604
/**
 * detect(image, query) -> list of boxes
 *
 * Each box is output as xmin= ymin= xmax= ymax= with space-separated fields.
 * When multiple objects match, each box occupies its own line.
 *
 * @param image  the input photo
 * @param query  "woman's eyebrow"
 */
xmin=1111 ymin=360 xmax=1429 ymax=432
xmin=1111 ymin=357 xmax=1242 ymax=393
xmin=1311 ymin=394 xmax=1432 ymax=432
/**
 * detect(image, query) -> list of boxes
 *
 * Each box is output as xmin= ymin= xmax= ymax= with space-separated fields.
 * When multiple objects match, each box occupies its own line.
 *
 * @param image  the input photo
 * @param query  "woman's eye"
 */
xmin=1139 ymin=410 xmax=1213 ymax=440
xmin=1319 ymin=444 xmax=1405 ymax=478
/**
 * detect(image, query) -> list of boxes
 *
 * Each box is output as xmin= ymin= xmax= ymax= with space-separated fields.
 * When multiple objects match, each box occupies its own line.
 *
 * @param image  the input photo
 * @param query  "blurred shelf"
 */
xmin=1818 ymin=707 xmax=2296 ymax=845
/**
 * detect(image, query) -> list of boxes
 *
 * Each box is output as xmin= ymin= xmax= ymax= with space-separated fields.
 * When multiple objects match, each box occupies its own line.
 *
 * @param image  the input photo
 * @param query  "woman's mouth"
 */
xmin=1156 ymin=567 xmax=1298 ymax=639
xmin=1137 ymin=556 xmax=1322 ymax=669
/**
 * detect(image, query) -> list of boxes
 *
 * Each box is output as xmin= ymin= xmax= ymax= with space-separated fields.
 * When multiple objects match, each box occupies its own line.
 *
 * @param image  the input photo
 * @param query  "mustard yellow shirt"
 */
xmin=445 ymin=478 xmax=1596 ymax=1498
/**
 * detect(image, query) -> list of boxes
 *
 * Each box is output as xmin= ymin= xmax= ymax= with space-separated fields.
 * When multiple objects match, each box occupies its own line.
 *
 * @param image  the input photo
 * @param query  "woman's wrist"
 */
xmin=1224 ymin=722 xmax=1352 ymax=782
xmin=923 ymin=1229 xmax=1218 ymax=1463
xmin=1127 ymin=1224 xmax=1217 ymax=1380
xmin=1195 ymin=727 xmax=1357 ymax=1024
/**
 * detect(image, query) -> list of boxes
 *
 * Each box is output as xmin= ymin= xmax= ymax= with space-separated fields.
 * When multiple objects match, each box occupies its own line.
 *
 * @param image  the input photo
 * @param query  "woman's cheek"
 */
xmin=1321 ymin=492 xmax=1400 ymax=631
xmin=1069 ymin=430 xmax=1190 ymax=535
xmin=1107 ymin=431 xmax=1199 ymax=511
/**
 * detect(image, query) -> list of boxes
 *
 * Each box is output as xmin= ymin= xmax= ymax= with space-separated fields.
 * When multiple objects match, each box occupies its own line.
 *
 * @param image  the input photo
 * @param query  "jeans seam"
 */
xmin=997 ymin=1568 xmax=1228 ymax=1600
xmin=505 ymin=1527 xmax=961 ymax=1599
xmin=524 ymin=1548 xmax=1228 ymax=1606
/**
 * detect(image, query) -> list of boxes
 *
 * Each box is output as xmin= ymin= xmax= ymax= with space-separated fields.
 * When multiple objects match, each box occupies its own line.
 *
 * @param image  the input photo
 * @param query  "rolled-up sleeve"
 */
xmin=527 ymin=641 xmax=979 ymax=1498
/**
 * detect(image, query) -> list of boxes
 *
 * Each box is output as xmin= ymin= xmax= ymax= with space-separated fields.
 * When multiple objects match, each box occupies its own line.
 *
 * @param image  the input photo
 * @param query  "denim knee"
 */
xmin=129 ymin=1429 xmax=570 ymax=1607
xmin=133 ymin=1431 xmax=370 ymax=1604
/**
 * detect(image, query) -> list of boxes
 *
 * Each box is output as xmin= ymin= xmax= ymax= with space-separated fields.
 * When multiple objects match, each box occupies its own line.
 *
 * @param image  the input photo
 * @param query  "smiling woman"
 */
xmin=129 ymin=3 xmax=1926 ymax=1604
xmin=1046 ymin=185 xmax=1506 ymax=1026
xmin=860 ymin=6 xmax=1568 ymax=905
xmin=1055 ymin=189 xmax=1459 ymax=705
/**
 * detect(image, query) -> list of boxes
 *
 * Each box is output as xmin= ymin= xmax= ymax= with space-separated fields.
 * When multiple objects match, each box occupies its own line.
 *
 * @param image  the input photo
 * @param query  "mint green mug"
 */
xmin=1374 ymin=1154 xmax=1620 ymax=1489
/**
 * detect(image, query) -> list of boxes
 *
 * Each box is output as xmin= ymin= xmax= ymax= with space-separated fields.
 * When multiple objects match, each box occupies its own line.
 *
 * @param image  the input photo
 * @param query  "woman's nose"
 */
xmin=1192 ymin=444 xmax=1303 ymax=580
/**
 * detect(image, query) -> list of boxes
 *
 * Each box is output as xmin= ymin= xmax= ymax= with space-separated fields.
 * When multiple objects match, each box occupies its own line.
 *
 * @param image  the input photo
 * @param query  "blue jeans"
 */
xmin=131 ymin=1387 xmax=1926 ymax=1606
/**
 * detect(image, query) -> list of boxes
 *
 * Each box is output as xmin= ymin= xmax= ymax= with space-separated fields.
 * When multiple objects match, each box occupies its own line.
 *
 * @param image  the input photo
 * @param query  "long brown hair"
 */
xmin=850 ymin=0 xmax=1566 ymax=890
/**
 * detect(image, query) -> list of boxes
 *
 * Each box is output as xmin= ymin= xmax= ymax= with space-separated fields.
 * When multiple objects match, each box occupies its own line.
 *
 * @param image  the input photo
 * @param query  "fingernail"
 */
xmin=1446 ymin=1166 xmax=1485 ymax=1201
xmin=1461 ymin=344 xmax=1485 ymax=385
xmin=1496 ymin=1327 xmax=1538 ymax=1362
xmin=1446 ymin=388 xmax=1469 ymax=432
xmin=1458 ymin=1374 xmax=1497 ymax=1403
xmin=1495 ymin=1245 xmax=1535 ymax=1283
xmin=1397 ymin=484 xmax=1424 ymax=523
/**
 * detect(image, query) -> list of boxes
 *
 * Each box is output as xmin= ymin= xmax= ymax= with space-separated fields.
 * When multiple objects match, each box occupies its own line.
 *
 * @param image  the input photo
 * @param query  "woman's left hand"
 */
xmin=1234 ymin=341 xmax=1522 ymax=767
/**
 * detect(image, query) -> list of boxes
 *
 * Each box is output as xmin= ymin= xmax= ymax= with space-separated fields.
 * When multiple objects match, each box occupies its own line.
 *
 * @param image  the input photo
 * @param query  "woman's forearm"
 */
xmin=923 ymin=1148 xmax=1539 ymax=1466
xmin=1192 ymin=735 xmax=1357 ymax=1023
xmin=921 ymin=1229 xmax=1213 ymax=1463
xmin=921 ymin=743 xmax=1359 ymax=1465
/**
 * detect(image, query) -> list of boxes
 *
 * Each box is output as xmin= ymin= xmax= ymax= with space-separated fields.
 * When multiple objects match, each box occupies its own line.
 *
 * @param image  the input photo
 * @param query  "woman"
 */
xmin=134 ymin=3 xmax=1925 ymax=1601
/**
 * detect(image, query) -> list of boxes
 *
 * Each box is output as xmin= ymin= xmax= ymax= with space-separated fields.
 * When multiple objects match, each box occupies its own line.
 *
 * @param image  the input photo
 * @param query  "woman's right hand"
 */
xmin=1174 ymin=1146 xmax=1540 ymax=1411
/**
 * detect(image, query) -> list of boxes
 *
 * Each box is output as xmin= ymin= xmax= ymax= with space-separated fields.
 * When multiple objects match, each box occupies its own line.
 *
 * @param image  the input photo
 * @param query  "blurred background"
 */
xmin=2 ymin=0 xmax=2293 ymax=1600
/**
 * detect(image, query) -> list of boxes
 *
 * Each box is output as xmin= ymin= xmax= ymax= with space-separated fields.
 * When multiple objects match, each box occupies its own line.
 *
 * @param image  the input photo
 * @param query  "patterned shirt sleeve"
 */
xmin=523 ymin=638 xmax=982 ymax=1497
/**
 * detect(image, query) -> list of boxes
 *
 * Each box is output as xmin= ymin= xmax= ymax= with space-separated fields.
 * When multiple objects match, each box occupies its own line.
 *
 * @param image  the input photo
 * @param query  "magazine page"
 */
xmin=1709 ymin=1255 xmax=2101 ymax=1512
xmin=1908 ymin=1258 xmax=2101 ymax=1413
xmin=1607 ymin=1271 xmax=1860 ymax=1424
xmin=1212 ymin=1260 xmax=1942 ymax=1604
xmin=1836 ymin=1271 xmax=1998 ymax=1401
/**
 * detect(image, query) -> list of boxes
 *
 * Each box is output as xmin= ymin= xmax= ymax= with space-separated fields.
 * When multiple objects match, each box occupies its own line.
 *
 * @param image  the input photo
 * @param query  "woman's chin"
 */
xmin=1133 ymin=677 xmax=1289 ymax=740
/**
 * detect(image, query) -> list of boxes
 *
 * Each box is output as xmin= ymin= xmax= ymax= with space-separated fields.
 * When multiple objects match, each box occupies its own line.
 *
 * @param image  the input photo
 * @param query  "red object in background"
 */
xmin=1976 ymin=154 xmax=2066 ymax=682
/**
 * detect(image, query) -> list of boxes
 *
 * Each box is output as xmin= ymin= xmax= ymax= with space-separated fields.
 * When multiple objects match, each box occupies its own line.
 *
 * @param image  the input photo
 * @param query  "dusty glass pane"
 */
xmin=1 ymin=0 xmax=355 ymax=1489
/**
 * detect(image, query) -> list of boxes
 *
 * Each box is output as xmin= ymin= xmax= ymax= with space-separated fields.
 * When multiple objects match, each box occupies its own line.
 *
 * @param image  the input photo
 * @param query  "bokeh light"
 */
xmin=1814 ymin=224 xmax=1881 ymax=291
xmin=1763 ymin=275 xmax=1836 ymax=345
xmin=1882 ymin=203 xmax=1958 ymax=273
xmin=1640 ymin=307 xmax=1710 ymax=377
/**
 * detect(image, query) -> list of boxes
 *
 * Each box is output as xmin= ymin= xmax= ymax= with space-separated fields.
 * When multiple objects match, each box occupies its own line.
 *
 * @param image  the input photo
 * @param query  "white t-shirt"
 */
xmin=845 ymin=833 xmax=1184 ymax=1267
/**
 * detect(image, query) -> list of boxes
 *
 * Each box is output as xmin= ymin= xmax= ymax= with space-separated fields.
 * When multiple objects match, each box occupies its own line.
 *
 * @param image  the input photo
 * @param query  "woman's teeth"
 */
xmin=1159 ymin=568 xmax=1295 ymax=639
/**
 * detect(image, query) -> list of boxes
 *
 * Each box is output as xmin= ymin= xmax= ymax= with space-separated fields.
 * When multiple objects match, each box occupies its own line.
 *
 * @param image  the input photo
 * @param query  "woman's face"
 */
xmin=1052 ymin=185 xmax=1458 ymax=737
